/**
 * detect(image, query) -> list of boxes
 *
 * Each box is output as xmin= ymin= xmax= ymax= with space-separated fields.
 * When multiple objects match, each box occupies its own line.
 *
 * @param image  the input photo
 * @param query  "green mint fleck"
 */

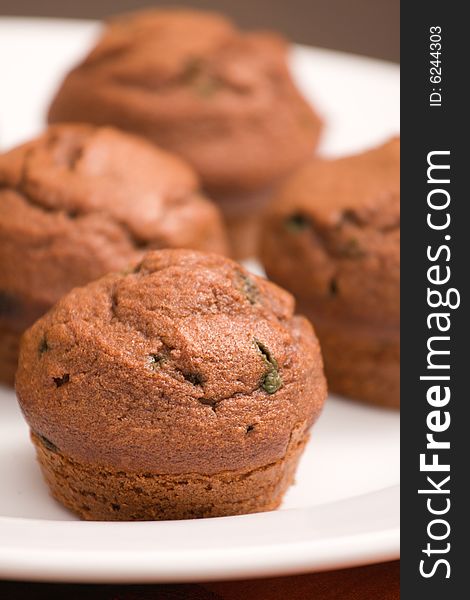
xmin=340 ymin=237 xmax=366 ymax=258
xmin=255 ymin=339 xmax=282 ymax=394
xmin=38 ymin=337 xmax=49 ymax=355
xmin=182 ymin=58 xmax=220 ymax=98
xmin=37 ymin=433 xmax=58 ymax=453
xmin=148 ymin=354 xmax=166 ymax=370
xmin=284 ymin=213 xmax=309 ymax=233
xmin=239 ymin=273 xmax=259 ymax=305
xmin=194 ymin=77 xmax=219 ymax=97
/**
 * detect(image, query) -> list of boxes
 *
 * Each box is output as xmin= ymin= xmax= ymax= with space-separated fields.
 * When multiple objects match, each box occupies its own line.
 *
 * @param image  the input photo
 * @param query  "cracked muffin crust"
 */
xmin=16 ymin=249 xmax=326 ymax=520
xmin=0 ymin=123 xmax=228 ymax=385
xmin=260 ymin=138 xmax=400 ymax=408
xmin=48 ymin=8 xmax=322 ymax=257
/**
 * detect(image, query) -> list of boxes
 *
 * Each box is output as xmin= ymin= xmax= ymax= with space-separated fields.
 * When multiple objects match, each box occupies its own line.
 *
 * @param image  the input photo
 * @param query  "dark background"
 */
xmin=0 ymin=0 xmax=400 ymax=62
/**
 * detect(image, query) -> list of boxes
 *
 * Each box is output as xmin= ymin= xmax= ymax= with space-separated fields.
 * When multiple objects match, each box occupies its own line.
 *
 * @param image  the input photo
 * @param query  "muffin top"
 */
xmin=16 ymin=250 xmax=326 ymax=475
xmin=260 ymin=137 xmax=400 ymax=325
xmin=0 ymin=124 xmax=228 ymax=327
xmin=48 ymin=9 xmax=322 ymax=194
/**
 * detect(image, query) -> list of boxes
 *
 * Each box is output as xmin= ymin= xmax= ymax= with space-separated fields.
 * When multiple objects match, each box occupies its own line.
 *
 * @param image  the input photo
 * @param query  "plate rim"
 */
xmin=0 ymin=486 xmax=399 ymax=583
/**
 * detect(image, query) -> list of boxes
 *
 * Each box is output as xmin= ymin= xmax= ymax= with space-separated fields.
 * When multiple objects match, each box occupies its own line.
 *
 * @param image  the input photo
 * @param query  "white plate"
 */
xmin=0 ymin=17 xmax=400 ymax=583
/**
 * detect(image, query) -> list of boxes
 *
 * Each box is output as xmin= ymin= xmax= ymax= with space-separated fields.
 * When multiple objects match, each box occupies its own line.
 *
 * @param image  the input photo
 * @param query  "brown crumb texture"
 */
xmin=0 ymin=124 xmax=228 ymax=385
xmin=16 ymin=250 xmax=326 ymax=520
xmin=260 ymin=138 xmax=400 ymax=407
xmin=261 ymin=137 xmax=400 ymax=326
xmin=301 ymin=306 xmax=400 ymax=408
xmin=48 ymin=9 xmax=322 ymax=195
xmin=32 ymin=430 xmax=307 ymax=520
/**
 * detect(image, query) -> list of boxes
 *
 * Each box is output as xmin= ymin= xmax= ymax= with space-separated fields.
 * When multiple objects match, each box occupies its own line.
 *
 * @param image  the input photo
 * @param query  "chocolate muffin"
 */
xmin=0 ymin=124 xmax=228 ymax=386
xmin=260 ymin=138 xmax=400 ymax=408
xmin=16 ymin=249 xmax=327 ymax=520
xmin=48 ymin=8 xmax=322 ymax=258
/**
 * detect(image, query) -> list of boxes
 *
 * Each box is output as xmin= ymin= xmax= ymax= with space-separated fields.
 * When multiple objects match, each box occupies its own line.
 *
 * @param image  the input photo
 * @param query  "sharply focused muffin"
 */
xmin=16 ymin=249 xmax=327 ymax=520
xmin=260 ymin=138 xmax=400 ymax=408
xmin=48 ymin=8 xmax=323 ymax=257
xmin=0 ymin=124 xmax=228 ymax=385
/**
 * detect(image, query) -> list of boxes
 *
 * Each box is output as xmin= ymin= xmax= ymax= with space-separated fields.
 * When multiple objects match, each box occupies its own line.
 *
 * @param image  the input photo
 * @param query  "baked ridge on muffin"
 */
xmin=260 ymin=137 xmax=400 ymax=408
xmin=0 ymin=123 xmax=228 ymax=385
xmin=48 ymin=8 xmax=322 ymax=257
xmin=16 ymin=249 xmax=327 ymax=520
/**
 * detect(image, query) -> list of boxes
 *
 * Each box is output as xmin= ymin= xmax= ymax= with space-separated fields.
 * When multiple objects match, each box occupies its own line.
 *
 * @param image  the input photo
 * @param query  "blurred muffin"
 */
xmin=0 ymin=124 xmax=228 ymax=386
xmin=260 ymin=138 xmax=400 ymax=408
xmin=48 ymin=8 xmax=323 ymax=257
xmin=16 ymin=249 xmax=327 ymax=520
